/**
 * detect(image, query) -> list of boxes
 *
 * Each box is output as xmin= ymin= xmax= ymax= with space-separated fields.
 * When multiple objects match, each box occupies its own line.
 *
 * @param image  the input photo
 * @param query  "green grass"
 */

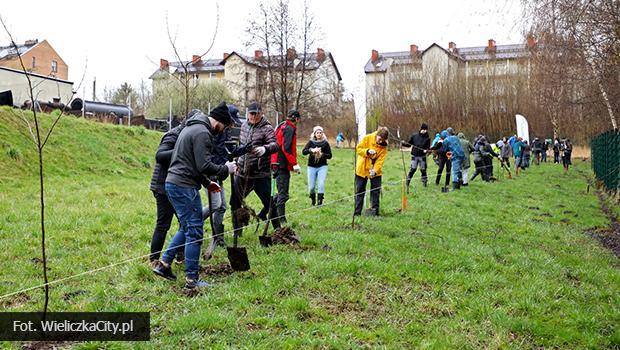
xmin=0 ymin=107 xmax=619 ymax=349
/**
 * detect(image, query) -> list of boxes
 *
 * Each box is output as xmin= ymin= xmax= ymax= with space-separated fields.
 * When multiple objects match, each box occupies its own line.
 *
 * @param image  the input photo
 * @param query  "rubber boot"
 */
xmin=317 ymin=193 xmax=324 ymax=207
xmin=276 ymin=205 xmax=287 ymax=226
xmin=310 ymin=192 xmax=316 ymax=206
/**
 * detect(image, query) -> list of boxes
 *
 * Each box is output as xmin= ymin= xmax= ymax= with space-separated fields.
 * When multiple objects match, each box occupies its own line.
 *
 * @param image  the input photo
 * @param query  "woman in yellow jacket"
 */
xmin=354 ymin=128 xmax=389 ymax=216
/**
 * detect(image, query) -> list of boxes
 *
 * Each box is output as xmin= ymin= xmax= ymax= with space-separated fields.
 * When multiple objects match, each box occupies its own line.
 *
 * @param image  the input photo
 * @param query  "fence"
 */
xmin=591 ymin=129 xmax=620 ymax=192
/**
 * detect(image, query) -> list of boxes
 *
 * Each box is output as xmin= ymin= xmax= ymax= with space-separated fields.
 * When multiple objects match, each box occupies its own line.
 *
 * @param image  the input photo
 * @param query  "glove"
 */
xmin=367 ymin=149 xmax=377 ymax=156
xmin=369 ymin=169 xmax=376 ymax=178
xmin=253 ymin=146 xmax=266 ymax=157
xmin=225 ymin=161 xmax=237 ymax=174
xmin=293 ymin=164 xmax=301 ymax=174
xmin=207 ymin=181 xmax=221 ymax=193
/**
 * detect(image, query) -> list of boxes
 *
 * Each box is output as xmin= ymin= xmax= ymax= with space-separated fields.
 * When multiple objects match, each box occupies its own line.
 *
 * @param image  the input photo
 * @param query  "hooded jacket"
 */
xmin=501 ymin=142 xmax=513 ymax=158
xmin=440 ymin=130 xmax=464 ymax=159
xmin=457 ymin=133 xmax=474 ymax=169
xmin=166 ymin=112 xmax=229 ymax=189
xmin=356 ymin=131 xmax=388 ymax=178
xmin=404 ymin=125 xmax=430 ymax=157
xmin=150 ymin=124 xmax=185 ymax=194
xmin=238 ymin=116 xmax=278 ymax=178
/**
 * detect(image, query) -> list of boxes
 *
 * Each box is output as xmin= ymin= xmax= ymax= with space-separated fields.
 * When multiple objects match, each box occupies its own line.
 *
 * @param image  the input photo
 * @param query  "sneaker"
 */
xmin=184 ymin=279 xmax=210 ymax=290
xmin=149 ymin=260 xmax=161 ymax=269
xmin=152 ymin=263 xmax=177 ymax=281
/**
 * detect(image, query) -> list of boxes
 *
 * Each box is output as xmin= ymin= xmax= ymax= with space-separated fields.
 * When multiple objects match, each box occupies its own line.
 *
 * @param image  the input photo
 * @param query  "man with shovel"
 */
xmin=230 ymin=102 xmax=279 ymax=237
xmin=153 ymin=102 xmax=237 ymax=291
xmin=354 ymin=127 xmax=389 ymax=217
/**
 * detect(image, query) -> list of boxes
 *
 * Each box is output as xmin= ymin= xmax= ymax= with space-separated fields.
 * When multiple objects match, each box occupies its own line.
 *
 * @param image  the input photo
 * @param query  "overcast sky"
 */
xmin=1 ymin=0 xmax=524 ymax=101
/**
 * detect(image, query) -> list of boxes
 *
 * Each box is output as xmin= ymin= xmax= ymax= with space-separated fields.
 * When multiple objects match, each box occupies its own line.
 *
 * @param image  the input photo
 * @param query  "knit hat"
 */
xmin=287 ymin=109 xmax=301 ymax=120
xmin=313 ymin=126 xmax=323 ymax=134
xmin=420 ymin=123 xmax=428 ymax=131
xmin=209 ymin=102 xmax=232 ymax=126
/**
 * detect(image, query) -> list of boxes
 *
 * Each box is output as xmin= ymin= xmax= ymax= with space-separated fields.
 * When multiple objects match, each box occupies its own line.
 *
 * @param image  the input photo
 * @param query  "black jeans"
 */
xmin=435 ymin=154 xmax=451 ymax=186
xmin=150 ymin=191 xmax=182 ymax=261
xmin=483 ymin=157 xmax=493 ymax=179
xmin=354 ymin=175 xmax=381 ymax=215
xmin=274 ymin=168 xmax=291 ymax=223
xmin=230 ymin=174 xmax=276 ymax=232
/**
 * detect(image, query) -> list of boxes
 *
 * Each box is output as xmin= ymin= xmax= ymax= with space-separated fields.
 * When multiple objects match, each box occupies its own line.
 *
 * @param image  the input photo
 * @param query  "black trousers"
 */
xmin=483 ymin=157 xmax=493 ymax=179
xmin=230 ymin=174 xmax=277 ymax=231
xmin=274 ymin=169 xmax=291 ymax=208
xmin=150 ymin=191 xmax=181 ymax=261
xmin=354 ymin=175 xmax=381 ymax=215
xmin=435 ymin=154 xmax=451 ymax=186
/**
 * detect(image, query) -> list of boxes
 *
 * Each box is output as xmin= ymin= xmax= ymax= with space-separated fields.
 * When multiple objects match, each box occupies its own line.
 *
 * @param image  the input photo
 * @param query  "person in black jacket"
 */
xmin=153 ymin=102 xmax=237 ymax=291
xmin=302 ymin=126 xmax=332 ymax=206
xmin=148 ymin=122 xmax=186 ymax=267
xmin=201 ymin=105 xmax=247 ymax=261
xmin=402 ymin=123 xmax=430 ymax=190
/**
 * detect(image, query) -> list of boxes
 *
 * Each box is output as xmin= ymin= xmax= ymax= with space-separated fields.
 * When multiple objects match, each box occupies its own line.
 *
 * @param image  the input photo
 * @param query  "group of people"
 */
xmin=148 ymin=102 xmax=334 ymax=291
xmin=147 ymin=103 xmax=576 ymax=290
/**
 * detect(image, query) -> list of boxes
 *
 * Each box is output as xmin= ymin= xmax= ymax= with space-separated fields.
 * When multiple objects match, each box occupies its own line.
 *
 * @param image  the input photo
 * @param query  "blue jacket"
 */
xmin=441 ymin=130 xmax=464 ymax=159
xmin=512 ymin=140 xmax=523 ymax=157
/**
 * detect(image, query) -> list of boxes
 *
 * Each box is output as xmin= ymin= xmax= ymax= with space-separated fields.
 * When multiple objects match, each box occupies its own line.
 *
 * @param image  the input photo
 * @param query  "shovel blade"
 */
xmin=258 ymin=235 xmax=273 ymax=247
xmin=227 ymin=246 xmax=250 ymax=271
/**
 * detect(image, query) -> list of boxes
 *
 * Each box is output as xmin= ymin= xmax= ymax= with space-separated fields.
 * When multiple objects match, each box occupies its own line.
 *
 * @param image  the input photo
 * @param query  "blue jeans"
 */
xmin=451 ymin=157 xmax=463 ymax=184
xmin=307 ymin=165 xmax=328 ymax=194
xmin=163 ymin=182 xmax=204 ymax=280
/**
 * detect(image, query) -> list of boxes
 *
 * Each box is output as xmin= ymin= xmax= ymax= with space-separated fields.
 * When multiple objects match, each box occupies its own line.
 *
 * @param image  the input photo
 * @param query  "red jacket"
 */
xmin=271 ymin=120 xmax=297 ymax=171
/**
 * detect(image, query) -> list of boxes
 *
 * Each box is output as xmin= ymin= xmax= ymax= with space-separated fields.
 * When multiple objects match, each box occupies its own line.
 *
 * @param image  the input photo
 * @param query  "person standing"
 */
xmin=440 ymin=128 xmax=465 ymax=190
xmin=501 ymin=137 xmax=513 ymax=168
xmin=354 ymin=128 xmax=389 ymax=216
xmin=271 ymin=110 xmax=302 ymax=225
xmin=432 ymin=131 xmax=451 ymax=188
xmin=553 ymin=138 xmax=561 ymax=164
xmin=230 ymin=102 xmax=279 ymax=237
xmin=532 ymin=138 xmax=542 ymax=165
xmin=522 ymin=140 xmax=532 ymax=170
xmin=302 ymin=126 xmax=332 ymax=206
xmin=561 ymin=138 xmax=573 ymax=172
xmin=513 ymin=137 xmax=524 ymax=175
xmin=541 ymin=139 xmax=549 ymax=163
xmin=336 ymin=131 xmax=344 ymax=148
xmin=201 ymin=105 xmax=247 ymax=260
xmin=149 ymin=121 xmax=186 ymax=267
xmin=458 ymin=133 xmax=474 ymax=186
xmin=402 ymin=123 xmax=430 ymax=190
xmin=470 ymin=136 xmax=487 ymax=182
xmin=153 ymin=103 xmax=236 ymax=291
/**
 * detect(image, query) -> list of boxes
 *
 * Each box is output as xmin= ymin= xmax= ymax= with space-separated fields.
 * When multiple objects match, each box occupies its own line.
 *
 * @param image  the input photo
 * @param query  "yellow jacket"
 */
xmin=356 ymin=131 xmax=388 ymax=178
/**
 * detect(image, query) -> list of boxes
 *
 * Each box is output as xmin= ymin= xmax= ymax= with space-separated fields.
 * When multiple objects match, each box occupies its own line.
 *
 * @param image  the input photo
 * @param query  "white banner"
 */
xmin=515 ymin=114 xmax=530 ymax=143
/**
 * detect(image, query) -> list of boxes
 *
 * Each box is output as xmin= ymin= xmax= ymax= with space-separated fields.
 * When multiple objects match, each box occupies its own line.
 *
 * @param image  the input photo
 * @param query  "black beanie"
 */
xmin=287 ymin=109 xmax=301 ymax=120
xmin=209 ymin=102 xmax=232 ymax=126
xmin=420 ymin=123 xmax=428 ymax=131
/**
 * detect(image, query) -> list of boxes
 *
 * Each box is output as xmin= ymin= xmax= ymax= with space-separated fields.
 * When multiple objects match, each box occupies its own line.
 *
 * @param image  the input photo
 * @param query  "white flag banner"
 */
xmin=515 ymin=114 xmax=530 ymax=143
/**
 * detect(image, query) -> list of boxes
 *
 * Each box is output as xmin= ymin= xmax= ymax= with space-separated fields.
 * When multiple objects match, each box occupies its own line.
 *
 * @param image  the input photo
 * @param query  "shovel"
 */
xmin=227 ymin=174 xmax=250 ymax=271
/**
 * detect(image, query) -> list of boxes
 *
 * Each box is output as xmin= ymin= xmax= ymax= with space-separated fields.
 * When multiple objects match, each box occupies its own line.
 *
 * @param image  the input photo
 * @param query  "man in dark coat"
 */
xmin=402 ymin=122 xmax=430 ymax=190
xmin=149 ymin=122 xmax=186 ymax=267
xmin=153 ymin=102 xmax=236 ymax=291
xmin=230 ymin=102 xmax=279 ymax=237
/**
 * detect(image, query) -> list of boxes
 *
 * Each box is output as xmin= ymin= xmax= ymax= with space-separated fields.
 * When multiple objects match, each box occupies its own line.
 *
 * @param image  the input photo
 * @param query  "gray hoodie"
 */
xmin=166 ymin=112 xmax=229 ymax=189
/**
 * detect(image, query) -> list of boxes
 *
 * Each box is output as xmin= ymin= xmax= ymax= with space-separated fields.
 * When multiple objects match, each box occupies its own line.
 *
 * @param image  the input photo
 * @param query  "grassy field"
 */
xmin=0 ymin=107 xmax=618 ymax=349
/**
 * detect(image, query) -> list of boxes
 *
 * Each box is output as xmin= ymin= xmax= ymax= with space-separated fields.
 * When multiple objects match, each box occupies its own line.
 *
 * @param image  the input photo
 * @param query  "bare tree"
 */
xmin=1 ymin=16 xmax=85 ymax=315
xmin=245 ymin=0 xmax=323 ymax=117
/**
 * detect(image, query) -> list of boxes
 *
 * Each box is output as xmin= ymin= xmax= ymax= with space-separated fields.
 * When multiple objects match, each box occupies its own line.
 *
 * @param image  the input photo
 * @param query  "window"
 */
xmin=51 ymin=60 xmax=58 ymax=73
xmin=31 ymin=56 xmax=36 ymax=69
xmin=245 ymin=72 xmax=250 ymax=82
